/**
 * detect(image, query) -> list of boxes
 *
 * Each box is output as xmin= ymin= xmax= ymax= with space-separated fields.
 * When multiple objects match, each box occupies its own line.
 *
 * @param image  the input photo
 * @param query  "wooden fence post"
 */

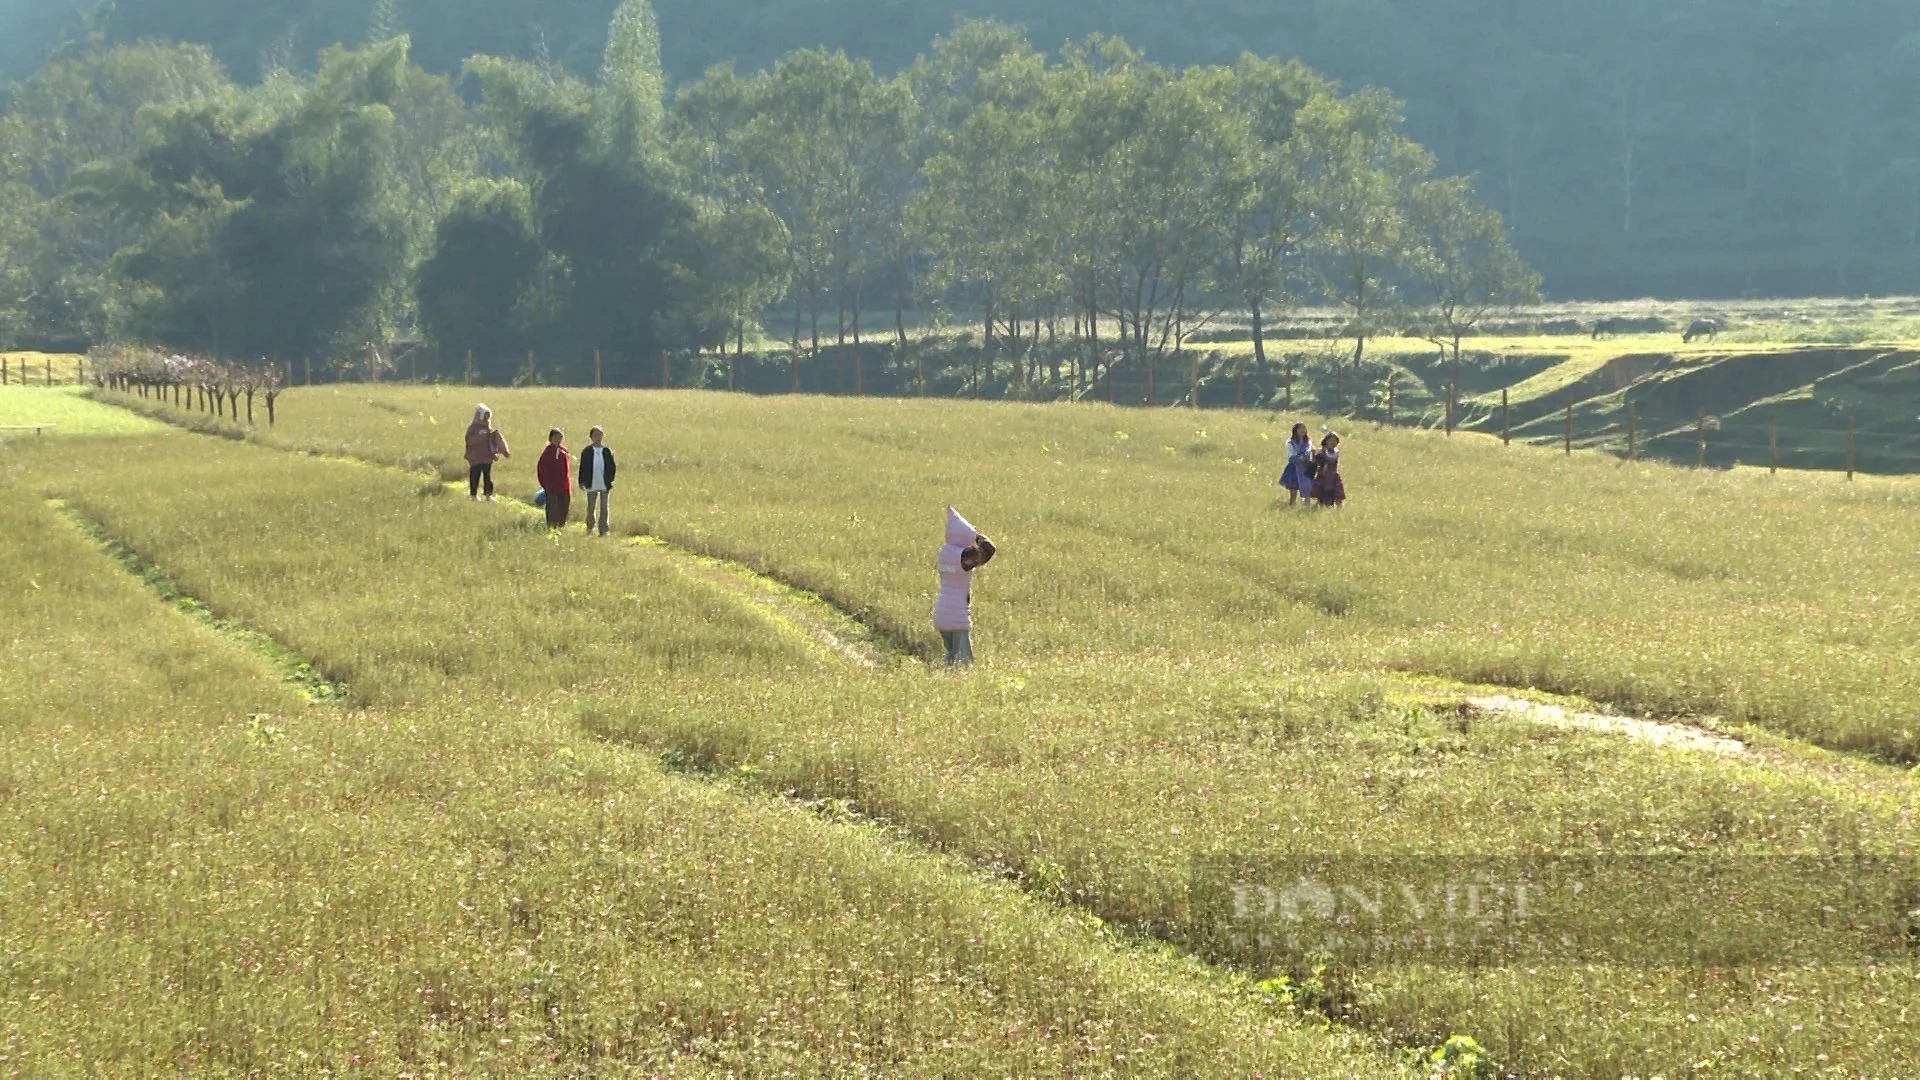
xmin=1502 ymin=388 xmax=1511 ymax=446
xmin=1236 ymin=355 xmax=1245 ymax=410
xmin=1627 ymin=401 xmax=1636 ymax=461
xmin=1769 ymin=412 xmax=1778 ymax=475
xmin=1696 ymin=409 xmax=1706 ymax=469
xmin=46 ymin=357 xmax=53 ymax=385
xmin=790 ymin=354 xmax=799 ymax=394
xmin=593 ymin=349 xmax=601 ymax=389
xmin=1847 ymin=413 xmax=1855 ymax=482
xmin=1445 ymin=381 xmax=1455 ymax=436
xmin=855 ymin=351 xmax=863 ymax=397
xmin=2 ymin=358 xmax=8 ymax=384
xmin=1387 ymin=373 xmax=1396 ymax=424
xmin=463 ymin=350 xmax=471 ymax=387
xmin=305 ymin=356 xmax=312 ymax=386
xmin=1565 ymin=404 xmax=1573 ymax=456
xmin=1189 ymin=351 xmax=1199 ymax=410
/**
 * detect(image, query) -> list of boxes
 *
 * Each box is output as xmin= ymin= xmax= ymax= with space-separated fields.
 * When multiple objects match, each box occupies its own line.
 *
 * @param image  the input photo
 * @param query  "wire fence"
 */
xmin=15 ymin=343 xmax=1914 ymax=476
xmin=1477 ymin=396 xmax=1916 ymax=479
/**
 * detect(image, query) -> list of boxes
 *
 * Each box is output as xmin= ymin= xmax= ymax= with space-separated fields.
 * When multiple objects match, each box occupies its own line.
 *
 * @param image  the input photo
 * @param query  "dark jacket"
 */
xmin=578 ymin=445 xmax=617 ymax=491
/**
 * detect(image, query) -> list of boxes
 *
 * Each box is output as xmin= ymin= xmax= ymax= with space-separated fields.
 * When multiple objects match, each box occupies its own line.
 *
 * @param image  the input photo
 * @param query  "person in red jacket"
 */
xmin=536 ymin=428 xmax=573 ymax=530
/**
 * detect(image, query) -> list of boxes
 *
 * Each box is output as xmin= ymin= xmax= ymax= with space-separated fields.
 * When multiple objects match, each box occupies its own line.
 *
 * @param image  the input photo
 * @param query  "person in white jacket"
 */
xmin=933 ymin=507 xmax=997 ymax=667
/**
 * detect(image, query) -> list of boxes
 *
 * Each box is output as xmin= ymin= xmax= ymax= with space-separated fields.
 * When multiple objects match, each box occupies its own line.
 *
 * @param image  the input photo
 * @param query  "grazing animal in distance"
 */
xmin=1592 ymin=317 xmax=1627 ymax=339
xmin=1683 ymin=318 xmax=1723 ymax=344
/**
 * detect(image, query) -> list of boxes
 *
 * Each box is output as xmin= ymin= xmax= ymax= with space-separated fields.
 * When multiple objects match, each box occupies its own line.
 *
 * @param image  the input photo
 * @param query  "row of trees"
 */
xmin=0 ymin=3 xmax=1536 ymax=397
xmin=665 ymin=18 xmax=1537 ymax=402
xmin=12 ymin=0 xmax=1918 ymax=297
xmin=93 ymin=348 xmax=287 ymax=425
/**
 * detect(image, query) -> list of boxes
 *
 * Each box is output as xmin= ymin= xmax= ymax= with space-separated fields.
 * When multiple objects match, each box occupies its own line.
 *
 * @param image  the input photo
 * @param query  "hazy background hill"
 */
xmin=6 ymin=0 xmax=1920 ymax=298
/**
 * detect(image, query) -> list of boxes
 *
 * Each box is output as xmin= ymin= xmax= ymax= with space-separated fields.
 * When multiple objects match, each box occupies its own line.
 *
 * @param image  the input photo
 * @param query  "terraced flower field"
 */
xmin=2 ymin=383 xmax=1916 ymax=1076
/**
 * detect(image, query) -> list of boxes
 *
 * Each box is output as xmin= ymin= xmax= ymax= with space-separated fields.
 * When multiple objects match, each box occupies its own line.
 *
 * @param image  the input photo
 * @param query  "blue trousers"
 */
xmin=940 ymin=630 xmax=973 ymax=667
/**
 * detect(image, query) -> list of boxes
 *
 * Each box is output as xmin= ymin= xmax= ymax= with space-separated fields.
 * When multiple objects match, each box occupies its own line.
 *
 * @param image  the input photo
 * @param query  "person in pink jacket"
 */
xmin=933 ymin=507 xmax=997 ymax=667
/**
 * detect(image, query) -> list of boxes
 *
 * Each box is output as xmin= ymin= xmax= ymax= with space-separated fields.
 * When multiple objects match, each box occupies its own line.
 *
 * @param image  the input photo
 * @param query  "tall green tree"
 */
xmin=1203 ymin=56 xmax=1330 ymax=394
xmin=914 ymin=39 xmax=1054 ymax=379
xmin=1297 ymin=87 xmax=1432 ymax=408
xmin=591 ymin=0 xmax=666 ymax=166
xmin=415 ymin=178 xmax=541 ymax=381
xmin=450 ymin=13 xmax=710 ymax=384
xmin=115 ymin=38 xmax=412 ymax=366
xmin=728 ymin=49 xmax=897 ymax=355
xmin=1406 ymin=174 xmax=1541 ymax=418
xmin=0 ymin=40 xmax=230 ymax=347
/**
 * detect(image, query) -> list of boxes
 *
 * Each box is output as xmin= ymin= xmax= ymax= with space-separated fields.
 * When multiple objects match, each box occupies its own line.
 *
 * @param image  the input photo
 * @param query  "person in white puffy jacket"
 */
xmin=933 ymin=507 xmax=997 ymax=667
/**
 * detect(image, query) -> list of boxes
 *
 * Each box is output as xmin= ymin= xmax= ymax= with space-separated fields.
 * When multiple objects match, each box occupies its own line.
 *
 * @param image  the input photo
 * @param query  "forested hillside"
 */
xmin=5 ymin=0 xmax=1919 ymax=299
xmin=1 ymin=0 xmax=1544 ymax=390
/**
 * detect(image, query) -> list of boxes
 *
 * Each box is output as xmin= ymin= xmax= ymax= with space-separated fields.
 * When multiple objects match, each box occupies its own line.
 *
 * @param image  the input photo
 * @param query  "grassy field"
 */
xmin=0 ymin=351 xmax=84 ymax=386
xmin=0 ymin=385 xmax=165 ymax=437
xmin=5 ymin=385 xmax=1916 ymax=1076
xmin=104 ymin=384 xmax=1920 ymax=762
xmin=0 ymin=448 xmax=1402 ymax=1076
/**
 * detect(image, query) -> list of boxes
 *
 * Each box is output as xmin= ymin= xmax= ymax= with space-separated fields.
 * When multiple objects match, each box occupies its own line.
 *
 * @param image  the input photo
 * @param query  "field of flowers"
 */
xmin=2 ymin=385 xmax=1916 ymax=1076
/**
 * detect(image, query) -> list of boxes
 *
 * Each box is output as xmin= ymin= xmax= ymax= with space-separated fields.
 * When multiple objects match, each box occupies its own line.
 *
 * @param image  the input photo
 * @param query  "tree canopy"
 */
xmin=2 ymin=4 xmax=1541 ymax=388
xmin=6 ymin=0 xmax=1915 ymax=299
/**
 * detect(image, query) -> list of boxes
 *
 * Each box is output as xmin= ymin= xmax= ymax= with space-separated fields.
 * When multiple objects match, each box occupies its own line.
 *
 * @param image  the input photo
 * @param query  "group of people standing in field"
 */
xmin=459 ymin=404 xmax=1342 ymax=669
xmin=464 ymin=405 xmax=618 ymax=536
xmin=460 ymin=403 xmax=997 ymax=668
xmin=1278 ymin=424 xmax=1346 ymax=508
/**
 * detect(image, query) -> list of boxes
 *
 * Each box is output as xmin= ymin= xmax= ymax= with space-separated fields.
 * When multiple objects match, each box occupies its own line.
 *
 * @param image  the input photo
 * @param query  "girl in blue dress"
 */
xmin=1279 ymin=423 xmax=1314 ymax=507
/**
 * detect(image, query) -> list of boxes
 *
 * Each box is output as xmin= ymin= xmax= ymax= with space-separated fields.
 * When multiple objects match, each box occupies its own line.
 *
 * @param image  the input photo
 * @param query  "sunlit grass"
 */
xmin=0 ymin=480 xmax=1398 ymax=1076
xmin=12 ymin=402 xmax=1920 ymax=1075
xmin=0 ymin=351 xmax=84 ymax=385
xmin=0 ymin=385 xmax=168 ymax=436
xmin=107 ymin=384 xmax=1920 ymax=762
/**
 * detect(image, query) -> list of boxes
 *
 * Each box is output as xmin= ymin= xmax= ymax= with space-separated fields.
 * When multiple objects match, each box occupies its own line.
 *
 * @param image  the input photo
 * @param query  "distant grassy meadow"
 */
xmin=2 ymin=377 xmax=1917 ymax=1076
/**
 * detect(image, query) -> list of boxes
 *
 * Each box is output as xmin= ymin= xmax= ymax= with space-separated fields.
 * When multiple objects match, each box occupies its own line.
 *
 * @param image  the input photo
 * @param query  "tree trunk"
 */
xmin=1452 ymin=332 xmax=1464 ymax=420
xmin=1009 ymin=305 xmax=1023 ymax=396
xmin=1250 ymin=299 xmax=1268 ymax=373
xmin=809 ymin=282 xmax=820 ymax=356
xmin=1353 ymin=332 xmax=1367 ymax=413
xmin=1086 ymin=296 xmax=1101 ymax=401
